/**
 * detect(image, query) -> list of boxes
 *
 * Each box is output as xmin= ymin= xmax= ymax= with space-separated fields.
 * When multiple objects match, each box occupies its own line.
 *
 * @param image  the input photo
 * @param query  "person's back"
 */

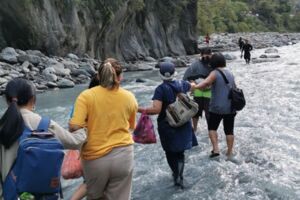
xmin=184 ymin=59 xmax=212 ymax=81
xmin=210 ymin=69 xmax=235 ymax=114
xmin=242 ymin=40 xmax=253 ymax=64
xmin=0 ymin=78 xmax=86 ymax=199
xmin=138 ymin=62 xmax=198 ymax=189
xmin=183 ymin=48 xmax=213 ymax=132
xmin=243 ymin=43 xmax=253 ymax=53
xmin=194 ymin=53 xmax=238 ymax=158
xmin=73 ymin=86 xmax=136 ymax=160
xmin=69 ymin=60 xmax=137 ymax=200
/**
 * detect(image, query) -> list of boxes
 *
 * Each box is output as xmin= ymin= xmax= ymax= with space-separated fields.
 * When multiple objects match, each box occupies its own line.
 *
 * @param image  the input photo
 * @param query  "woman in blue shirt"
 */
xmin=138 ymin=62 xmax=198 ymax=188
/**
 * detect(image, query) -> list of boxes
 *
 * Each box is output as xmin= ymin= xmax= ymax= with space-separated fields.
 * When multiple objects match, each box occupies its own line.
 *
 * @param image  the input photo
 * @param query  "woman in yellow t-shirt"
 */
xmin=69 ymin=59 xmax=138 ymax=200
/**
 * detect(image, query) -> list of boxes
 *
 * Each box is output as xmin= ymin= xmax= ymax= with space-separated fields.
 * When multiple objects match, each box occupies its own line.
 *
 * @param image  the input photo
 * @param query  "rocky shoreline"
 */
xmin=1 ymin=32 xmax=300 ymax=95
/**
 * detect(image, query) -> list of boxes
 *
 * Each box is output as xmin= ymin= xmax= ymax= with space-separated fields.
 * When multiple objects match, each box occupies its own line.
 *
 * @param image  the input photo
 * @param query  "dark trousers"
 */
xmin=165 ymin=151 xmax=185 ymax=179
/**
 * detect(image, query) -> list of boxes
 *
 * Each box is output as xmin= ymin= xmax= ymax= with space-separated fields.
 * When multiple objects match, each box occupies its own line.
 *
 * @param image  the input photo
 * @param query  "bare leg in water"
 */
xmin=226 ymin=135 xmax=234 ymax=157
xmin=209 ymin=130 xmax=219 ymax=157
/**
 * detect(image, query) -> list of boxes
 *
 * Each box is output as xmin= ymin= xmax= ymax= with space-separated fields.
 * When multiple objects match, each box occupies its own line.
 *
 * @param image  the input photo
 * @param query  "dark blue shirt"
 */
xmin=151 ymin=80 xmax=197 ymax=152
xmin=152 ymin=80 xmax=191 ymax=122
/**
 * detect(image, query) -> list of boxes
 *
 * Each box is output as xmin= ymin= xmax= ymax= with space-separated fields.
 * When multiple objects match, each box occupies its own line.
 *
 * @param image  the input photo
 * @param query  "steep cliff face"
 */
xmin=0 ymin=0 xmax=198 ymax=61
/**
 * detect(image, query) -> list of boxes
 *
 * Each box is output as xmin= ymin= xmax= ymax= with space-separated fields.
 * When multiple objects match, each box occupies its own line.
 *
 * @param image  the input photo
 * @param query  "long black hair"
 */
xmin=0 ymin=78 xmax=36 ymax=148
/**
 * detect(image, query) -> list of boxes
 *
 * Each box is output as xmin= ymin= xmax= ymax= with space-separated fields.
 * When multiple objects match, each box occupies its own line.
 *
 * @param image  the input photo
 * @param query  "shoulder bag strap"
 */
xmin=36 ymin=117 xmax=51 ymax=132
xmin=216 ymin=69 xmax=230 ymax=85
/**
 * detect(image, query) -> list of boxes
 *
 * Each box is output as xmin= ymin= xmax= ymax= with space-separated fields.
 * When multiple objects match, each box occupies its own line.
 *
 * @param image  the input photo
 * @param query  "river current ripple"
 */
xmin=0 ymin=44 xmax=299 ymax=200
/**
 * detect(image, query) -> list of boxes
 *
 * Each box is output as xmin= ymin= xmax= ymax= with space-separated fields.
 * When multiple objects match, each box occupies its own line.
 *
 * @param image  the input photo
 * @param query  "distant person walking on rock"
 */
xmin=138 ymin=62 xmax=198 ymax=189
xmin=238 ymin=37 xmax=244 ymax=50
xmin=194 ymin=53 xmax=237 ymax=158
xmin=238 ymin=37 xmax=244 ymax=57
xmin=183 ymin=47 xmax=213 ymax=133
xmin=241 ymin=39 xmax=253 ymax=64
xmin=205 ymin=34 xmax=210 ymax=46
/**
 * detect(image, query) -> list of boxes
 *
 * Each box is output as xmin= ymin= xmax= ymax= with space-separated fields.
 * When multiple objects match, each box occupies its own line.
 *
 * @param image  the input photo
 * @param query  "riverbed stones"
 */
xmin=0 ymin=32 xmax=299 ymax=95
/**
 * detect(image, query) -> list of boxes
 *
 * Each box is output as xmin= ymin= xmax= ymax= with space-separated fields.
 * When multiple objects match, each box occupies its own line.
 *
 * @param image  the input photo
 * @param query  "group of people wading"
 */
xmin=0 ymin=47 xmax=242 ymax=199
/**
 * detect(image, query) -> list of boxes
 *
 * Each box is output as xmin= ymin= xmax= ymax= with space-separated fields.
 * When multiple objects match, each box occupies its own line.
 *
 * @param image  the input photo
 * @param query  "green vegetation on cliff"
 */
xmin=197 ymin=0 xmax=300 ymax=34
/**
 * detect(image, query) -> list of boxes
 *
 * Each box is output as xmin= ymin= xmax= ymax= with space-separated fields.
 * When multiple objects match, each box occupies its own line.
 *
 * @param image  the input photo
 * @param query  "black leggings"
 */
xmin=208 ymin=112 xmax=236 ymax=135
xmin=165 ymin=151 xmax=184 ymax=177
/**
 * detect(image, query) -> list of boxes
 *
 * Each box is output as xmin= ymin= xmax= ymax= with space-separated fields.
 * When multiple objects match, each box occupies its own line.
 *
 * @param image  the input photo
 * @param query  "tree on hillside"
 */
xmin=197 ymin=0 xmax=300 ymax=34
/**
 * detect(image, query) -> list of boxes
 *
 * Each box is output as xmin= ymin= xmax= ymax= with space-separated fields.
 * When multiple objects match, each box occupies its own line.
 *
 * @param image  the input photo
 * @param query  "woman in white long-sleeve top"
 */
xmin=0 ymin=78 xmax=87 ymax=199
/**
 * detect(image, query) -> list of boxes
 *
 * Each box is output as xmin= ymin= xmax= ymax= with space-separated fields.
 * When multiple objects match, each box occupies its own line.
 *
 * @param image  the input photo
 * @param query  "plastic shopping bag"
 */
xmin=133 ymin=112 xmax=156 ymax=144
xmin=61 ymin=150 xmax=83 ymax=179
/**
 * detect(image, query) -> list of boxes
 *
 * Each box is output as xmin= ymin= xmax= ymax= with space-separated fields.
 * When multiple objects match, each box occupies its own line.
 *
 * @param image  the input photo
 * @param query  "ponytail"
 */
xmin=0 ymin=101 xmax=24 ymax=148
xmin=0 ymin=78 xmax=36 ymax=148
xmin=98 ymin=58 xmax=122 ymax=90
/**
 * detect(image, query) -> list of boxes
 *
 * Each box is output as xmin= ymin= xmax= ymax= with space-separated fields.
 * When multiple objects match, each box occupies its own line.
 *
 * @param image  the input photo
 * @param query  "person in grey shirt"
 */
xmin=183 ymin=48 xmax=213 ymax=133
xmin=194 ymin=53 xmax=237 ymax=158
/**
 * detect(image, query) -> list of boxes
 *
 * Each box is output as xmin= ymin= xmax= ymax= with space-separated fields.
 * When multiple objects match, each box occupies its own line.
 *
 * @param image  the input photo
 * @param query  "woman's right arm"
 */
xmin=138 ymin=100 xmax=162 ymax=115
xmin=194 ymin=71 xmax=217 ymax=90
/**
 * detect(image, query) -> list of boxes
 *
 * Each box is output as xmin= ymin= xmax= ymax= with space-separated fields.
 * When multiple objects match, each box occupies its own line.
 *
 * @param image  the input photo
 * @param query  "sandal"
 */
xmin=210 ymin=150 xmax=220 ymax=158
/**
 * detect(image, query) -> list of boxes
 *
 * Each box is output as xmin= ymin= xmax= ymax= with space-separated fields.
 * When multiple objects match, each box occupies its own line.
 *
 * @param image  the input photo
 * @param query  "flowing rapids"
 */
xmin=1 ymin=44 xmax=299 ymax=200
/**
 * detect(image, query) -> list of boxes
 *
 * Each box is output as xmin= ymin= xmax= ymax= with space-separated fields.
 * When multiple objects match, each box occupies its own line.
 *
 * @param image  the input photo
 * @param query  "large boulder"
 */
xmin=46 ymin=59 xmax=70 ymax=76
xmin=145 ymin=56 xmax=156 ymax=62
xmin=79 ymin=63 xmax=96 ymax=76
xmin=46 ymin=82 xmax=58 ymax=88
xmin=62 ymin=60 xmax=79 ymax=70
xmin=21 ymin=61 xmax=31 ymax=73
xmin=42 ymin=67 xmax=58 ymax=82
xmin=17 ymin=54 xmax=42 ymax=65
xmin=70 ymin=68 xmax=90 ymax=77
xmin=259 ymin=54 xmax=280 ymax=58
xmin=265 ymin=48 xmax=279 ymax=54
xmin=156 ymin=57 xmax=186 ymax=68
xmin=0 ymin=77 xmax=8 ymax=85
xmin=26 ymin=50 xmax=45 ymax=57
xmin=0 ymin=47 xmax=18 ymax=64
xmin=123 ymin=63 xmax=153 ymax=72
xmin=66 ymin=53 xmax=79 ymax=60
xmin=57 ymin=78 xmax=75 ymax=88
xmin=224 ymin=54 xmax=237 ymax=60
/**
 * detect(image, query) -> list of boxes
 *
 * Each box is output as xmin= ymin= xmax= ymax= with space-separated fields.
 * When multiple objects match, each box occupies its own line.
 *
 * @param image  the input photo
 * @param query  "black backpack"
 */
xmin=216 ymin=69 xmax=246 ymax=111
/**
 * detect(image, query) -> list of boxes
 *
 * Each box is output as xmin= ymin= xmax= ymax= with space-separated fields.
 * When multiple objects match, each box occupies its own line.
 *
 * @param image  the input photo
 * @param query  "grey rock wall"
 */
xmin=0 ymin=0 xmax=198 ymax=61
